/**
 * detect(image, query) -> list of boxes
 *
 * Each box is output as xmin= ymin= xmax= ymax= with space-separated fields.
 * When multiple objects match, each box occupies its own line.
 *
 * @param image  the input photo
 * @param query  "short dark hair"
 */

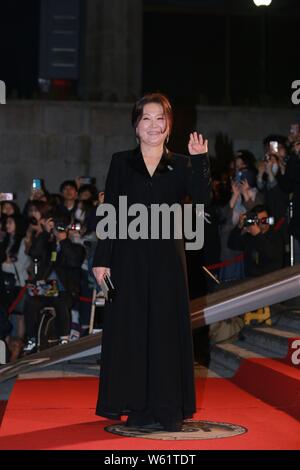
xmin=0 ymin=201 xmax=20 ymax=216
xmin=252 ymin=205 xmax=269 ymax=215
xmin=132 ymin=92 xmax=173 ymax=135
xmin=60 ymin=180 xmax=78 ymax=193
xmin=78 ymin=184 xmax=98 ymax=200
xmin=235 ymin=149 xmax=257 ymax=172
xmin=263 ymin=135 xmax=288 ymax=150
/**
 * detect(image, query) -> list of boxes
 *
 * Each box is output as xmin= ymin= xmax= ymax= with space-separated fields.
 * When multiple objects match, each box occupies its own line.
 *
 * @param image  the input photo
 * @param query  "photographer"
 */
xmin=216 ymin=152 xmax=263 ymax=283
xmin=257 ymin=140 xmax=290 ymax=265
xmin=276 ymin=129 xmax=300 ymax=263
xmin=23 ymin=216 xmax=85 ymax=354
xmin=228 ymin=205 xmax=284 ymax=278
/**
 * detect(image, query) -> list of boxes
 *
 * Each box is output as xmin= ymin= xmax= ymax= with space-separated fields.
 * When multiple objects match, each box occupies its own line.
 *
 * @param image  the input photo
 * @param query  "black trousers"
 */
xmin=24 ymin=292 xmax=73 ymax=339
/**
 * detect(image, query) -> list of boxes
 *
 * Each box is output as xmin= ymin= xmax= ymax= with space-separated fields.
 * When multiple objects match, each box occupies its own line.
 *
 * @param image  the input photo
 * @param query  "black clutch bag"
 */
xmin=100 ymin=274 xmax=116 ymax=303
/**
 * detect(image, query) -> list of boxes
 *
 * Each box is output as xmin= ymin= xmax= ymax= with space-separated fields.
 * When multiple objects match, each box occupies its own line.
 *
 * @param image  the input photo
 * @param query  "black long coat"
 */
xmin=93 ymin=146 xmax=211 ymax=423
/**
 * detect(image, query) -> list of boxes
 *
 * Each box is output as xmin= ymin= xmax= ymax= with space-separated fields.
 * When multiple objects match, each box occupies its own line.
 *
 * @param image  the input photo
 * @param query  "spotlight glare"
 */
xmin=253 ymin=0 xmax=272 ymax=6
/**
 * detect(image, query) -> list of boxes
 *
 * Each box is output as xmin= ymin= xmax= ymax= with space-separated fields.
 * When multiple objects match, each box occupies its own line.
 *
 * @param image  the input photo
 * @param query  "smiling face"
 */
xmin=136 ymin=102 xmax=169 ymax=148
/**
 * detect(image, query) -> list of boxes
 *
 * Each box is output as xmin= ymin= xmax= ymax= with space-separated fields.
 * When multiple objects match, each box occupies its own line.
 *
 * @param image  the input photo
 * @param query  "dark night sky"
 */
xmin=0 ymin=0 xmax=299 ymax=105
xmin=0 ymin=1 xmax=40 ymax=98
xmin=143 ymin=0 xmax=300 ymax=106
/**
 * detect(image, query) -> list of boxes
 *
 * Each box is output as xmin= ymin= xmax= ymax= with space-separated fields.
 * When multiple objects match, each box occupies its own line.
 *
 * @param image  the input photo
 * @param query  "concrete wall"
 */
xmin=0 ymin=100 xmax=299 ymax=208
xmin=83 ymin=0 xmax=143 ymax=101
xmin=196 ymin=106 xmax=300 ymax=159
xmin=0 ymin=101 xmax=135 ymax=207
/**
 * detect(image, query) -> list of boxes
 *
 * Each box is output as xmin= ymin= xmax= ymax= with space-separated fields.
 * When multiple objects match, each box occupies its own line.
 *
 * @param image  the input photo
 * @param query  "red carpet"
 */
xmin=0 ymin=401 xmax=7 ymax=428
xmin=0 ymin=369 xmax=300 ymax=450
xmin=232 ymin=357 xmax=300 ymax=421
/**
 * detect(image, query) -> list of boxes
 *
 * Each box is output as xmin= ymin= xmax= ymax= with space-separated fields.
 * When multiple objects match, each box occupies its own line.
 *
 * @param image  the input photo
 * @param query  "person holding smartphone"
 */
xmin=92 ymin=93 xmax=211 ymax=432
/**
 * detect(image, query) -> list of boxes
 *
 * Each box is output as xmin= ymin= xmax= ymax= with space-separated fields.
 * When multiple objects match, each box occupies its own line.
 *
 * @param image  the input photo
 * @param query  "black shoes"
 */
xmin=162 ymin=420 xmax=183 ymax=432
xmin=126 ymin=409 xmax=160 ymax=428
xmin=125 ymin=409 xmax=182 ymax=432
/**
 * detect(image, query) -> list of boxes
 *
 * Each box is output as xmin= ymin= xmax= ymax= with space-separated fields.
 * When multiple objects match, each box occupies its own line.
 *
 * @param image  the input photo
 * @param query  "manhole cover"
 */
xmin=105 ymin=419 xmax=247 ymax=440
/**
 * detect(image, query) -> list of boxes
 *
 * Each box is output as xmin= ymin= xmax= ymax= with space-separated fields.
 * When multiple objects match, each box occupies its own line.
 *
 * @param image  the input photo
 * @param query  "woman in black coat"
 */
xmin=93 ymin=93 xmax=211 ymax=432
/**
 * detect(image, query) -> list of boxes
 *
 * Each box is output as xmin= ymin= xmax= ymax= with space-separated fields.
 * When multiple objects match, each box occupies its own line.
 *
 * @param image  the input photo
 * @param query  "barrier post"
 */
xmin=289 ymin=199 xmax=295 ymax=267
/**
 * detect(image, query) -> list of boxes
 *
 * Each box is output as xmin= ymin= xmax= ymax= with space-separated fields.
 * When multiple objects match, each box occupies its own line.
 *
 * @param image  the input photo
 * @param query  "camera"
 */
xmin=54 ymin=221 xmax=68 ymax=233
xmin=29 ymin=217 xmax=39 ymax=226
xmin=54 ymin=221 xmax=81 ymax=233
xmin=70 ymin=223 xmax=81 ymax=232
xmin=242 ymin=212 xmax=275 ymax=228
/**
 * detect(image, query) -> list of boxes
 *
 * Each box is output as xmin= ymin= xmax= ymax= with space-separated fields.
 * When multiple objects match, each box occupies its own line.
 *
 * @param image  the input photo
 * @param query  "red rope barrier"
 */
xmin=79 ymin=296 xmax=93 ymax=304
xmin=205 ymin=254 xmax=244 ymax=272
xmin=7 ymin=286 xmax=27 ymax=315
xmin=274 ymin=217 xmax=285 ymax=232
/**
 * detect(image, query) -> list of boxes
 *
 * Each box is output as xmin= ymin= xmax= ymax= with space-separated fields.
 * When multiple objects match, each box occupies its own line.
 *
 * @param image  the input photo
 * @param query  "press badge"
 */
xmin=51 ymin=251 xmax=57 ymax=263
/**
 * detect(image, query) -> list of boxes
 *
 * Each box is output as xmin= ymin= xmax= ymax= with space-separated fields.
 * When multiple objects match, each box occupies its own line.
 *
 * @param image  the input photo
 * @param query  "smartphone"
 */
xmin=235 ymin=171 xmax=243 ymax=184
xmin=0 ymin=193 xmax=14 ymax=202
xmin=100 ymin=274 xmax=115 ymax=303
xmin=80 ymin=176 xmax=93 ymax=185
xmin=290 ymin=124 xmax=300 ymax=135
xmin=32 ymin=179 xmax=42 ymax=191
xmin=269 ymin=141 xmax=279 ymax=154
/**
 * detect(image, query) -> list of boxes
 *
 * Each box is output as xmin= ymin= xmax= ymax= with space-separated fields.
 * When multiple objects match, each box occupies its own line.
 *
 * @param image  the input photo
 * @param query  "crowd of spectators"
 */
xmin=0 ymin=177 xmax=105 ymax=358
xmin=1 ymin=124 xmax=300 ymax=361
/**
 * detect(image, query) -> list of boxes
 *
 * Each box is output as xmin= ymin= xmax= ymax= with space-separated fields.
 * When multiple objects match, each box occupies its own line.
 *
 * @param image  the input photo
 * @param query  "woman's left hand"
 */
xmin=188 ymin=132 xmax=208 ymax=155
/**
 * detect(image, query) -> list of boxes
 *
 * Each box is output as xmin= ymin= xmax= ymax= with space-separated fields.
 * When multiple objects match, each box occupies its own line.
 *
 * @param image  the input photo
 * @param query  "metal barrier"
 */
xmin=1 ymin=265 xmax=300 ymax=383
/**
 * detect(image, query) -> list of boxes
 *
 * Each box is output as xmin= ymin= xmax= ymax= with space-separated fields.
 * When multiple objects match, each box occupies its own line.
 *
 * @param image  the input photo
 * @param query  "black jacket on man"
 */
xmin=228 ymin=225 xmax=284 ymax=278
xmin=28 ymin=231 xmax=85 ymax=297
xmin=277 ymin=154 xmax=300 ymax=240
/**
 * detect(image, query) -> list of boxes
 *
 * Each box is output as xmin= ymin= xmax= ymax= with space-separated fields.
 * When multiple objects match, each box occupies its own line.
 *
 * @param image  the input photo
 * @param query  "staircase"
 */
xmin=209 ymin=304 xmax=300 ymax=422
